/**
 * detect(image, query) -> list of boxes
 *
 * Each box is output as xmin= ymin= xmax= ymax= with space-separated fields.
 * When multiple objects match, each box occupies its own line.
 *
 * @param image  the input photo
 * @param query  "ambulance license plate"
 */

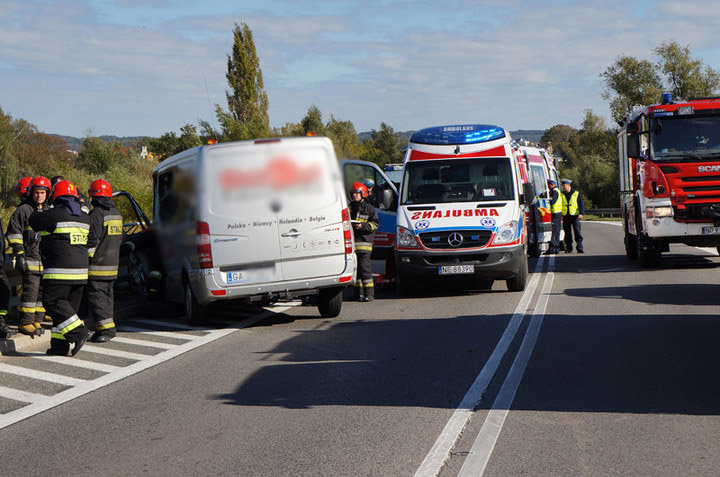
xmin=702 ymin=226 xmax=720 ymax=235
xmin=438 ymin=265 xmax=474 ymax=275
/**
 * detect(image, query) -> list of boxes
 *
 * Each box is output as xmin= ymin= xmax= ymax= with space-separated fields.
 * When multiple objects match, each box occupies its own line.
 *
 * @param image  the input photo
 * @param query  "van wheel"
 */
xmin=506 ymin=253 xmax=528 ymax=292
xmin=317 ymin=287 xmax=343 ymax=318
xmin=184 ymin=279 xmax=208 ymax=325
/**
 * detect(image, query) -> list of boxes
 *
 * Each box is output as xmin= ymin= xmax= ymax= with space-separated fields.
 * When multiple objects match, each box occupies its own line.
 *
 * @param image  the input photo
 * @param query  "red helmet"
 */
xmin=15 ymin=177 xmax=32 ymax=197
xmin=30 ymin=176 xmax=51 ymax=192
xmin=89 ymin=179 xmax=112 ymax=197
xmin=52 ymin=180 xmax=79 ymax=198
xmin=350 ymin=182 xmax=369 ymax=199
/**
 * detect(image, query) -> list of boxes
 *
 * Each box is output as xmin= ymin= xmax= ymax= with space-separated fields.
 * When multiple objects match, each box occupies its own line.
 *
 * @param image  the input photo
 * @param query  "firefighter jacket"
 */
xmin=87 ymin=198 xmax=123 ymax=281
xmin=7 ymin=201 xmax=45 ymax=273
xmin=549 ymin=188 xmax=563 ymax=215
xmin=29 ymin=198 xmax=95 ymax=284
xmin=350 ymin=199 xmax=378 ymax=252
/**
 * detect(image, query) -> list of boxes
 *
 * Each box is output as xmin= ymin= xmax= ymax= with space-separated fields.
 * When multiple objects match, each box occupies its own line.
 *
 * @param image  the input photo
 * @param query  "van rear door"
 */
xmin=274 ymin=139 xmax=347 ymax=281
xmin=205 ymin=142 xmax=283 ymax=286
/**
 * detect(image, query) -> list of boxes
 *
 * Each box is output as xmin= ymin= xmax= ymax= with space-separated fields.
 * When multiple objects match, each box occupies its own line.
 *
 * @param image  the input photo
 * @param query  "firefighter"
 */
xmin=0 ymin=215 xmax=14 ymax=340
xmin=349 ymin=182 xmax=379 ymax=302
xmin=29 ymin=180 xmax=92 ymax=356
xmin=15 ymin=176 xmax=32 ymax=202
xmin=545 ymin=179 xmax=563 ymax=255
xmin=7 ymin=176 xmax=51 ymax=336
xmin=86 ymin=179 xmax=122 ymax=342
xmin=561 ymin=178 xmax=585 ymax=253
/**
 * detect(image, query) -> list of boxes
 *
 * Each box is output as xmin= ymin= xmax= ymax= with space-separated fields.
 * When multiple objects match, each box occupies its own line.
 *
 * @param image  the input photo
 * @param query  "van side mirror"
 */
xmin=381 ymin=187 xmax=397 ymax=211
xmin=521 ymin=182 xmax=536 ymax=205
xmin=627 ymin=134 xmax=640 ymax=158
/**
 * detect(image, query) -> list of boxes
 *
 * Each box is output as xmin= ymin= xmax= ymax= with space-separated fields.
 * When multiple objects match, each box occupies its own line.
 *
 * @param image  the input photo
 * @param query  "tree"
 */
xmin=216 ymin=22 xmax=270 ymax=140
xmin=326 ymin=115 xmax=362 ymax=159
xmin=601 ymin=41 xmax=720 ymax=124
xmin=360 ymin=122 xmax=405 ymax=167
xmin=76 ymin=136 xmax=127 ymax=175
xmin=301 ymin=105 xmax=326 ymax=136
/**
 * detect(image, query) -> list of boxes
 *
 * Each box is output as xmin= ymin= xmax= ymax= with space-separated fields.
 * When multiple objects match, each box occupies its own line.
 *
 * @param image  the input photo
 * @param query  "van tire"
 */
xmin=184 ymin=279 xmax=208 ymax=325
xmin=317 ymin=287 xmax=343 ymax=318
xmin=506 ymin=253 xmax=528 ymax=292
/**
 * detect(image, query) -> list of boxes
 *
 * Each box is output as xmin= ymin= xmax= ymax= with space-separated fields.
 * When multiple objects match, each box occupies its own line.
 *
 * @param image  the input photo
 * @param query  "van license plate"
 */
xmin=439 ymin=265 xmax=474 ymax=275
xmin=227 ymin=272 xmax=244 ymax=284
xmin=702 ymin=226 xmax=720 ymax=235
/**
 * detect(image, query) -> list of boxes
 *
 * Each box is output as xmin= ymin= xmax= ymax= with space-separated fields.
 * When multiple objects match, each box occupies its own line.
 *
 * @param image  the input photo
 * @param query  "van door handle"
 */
xmin=281 ymin=230 xmax=301 ymax=238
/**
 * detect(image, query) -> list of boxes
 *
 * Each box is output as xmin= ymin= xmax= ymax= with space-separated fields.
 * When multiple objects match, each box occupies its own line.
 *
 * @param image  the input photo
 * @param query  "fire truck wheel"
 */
xmin=624 ymin=222 xmax=637 ymax=260
xmin=636 ymin=233 xmax=661 ymax=268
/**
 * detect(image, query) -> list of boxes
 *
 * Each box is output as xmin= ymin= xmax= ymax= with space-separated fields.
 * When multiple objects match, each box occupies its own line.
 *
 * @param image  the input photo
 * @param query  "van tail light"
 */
xmin=197 ymin=221 xmax=213 ymax=269
xmin=342 ymin=208 xmax=353 ymax=254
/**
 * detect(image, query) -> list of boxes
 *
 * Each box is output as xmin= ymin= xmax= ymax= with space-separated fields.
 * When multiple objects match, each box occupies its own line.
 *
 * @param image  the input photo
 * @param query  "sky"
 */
xmin=3 ymin=0 xmax=720 ymax=138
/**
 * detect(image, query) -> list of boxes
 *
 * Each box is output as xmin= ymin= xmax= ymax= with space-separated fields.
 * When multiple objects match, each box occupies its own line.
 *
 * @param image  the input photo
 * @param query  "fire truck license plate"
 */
xmin=439 ymin=265 xmax=474 ymax=275
xmin=702 ymin=226 xmax=720 ymax=235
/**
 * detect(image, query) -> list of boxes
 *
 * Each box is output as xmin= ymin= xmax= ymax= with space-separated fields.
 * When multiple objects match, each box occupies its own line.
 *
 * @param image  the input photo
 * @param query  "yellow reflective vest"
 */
xmin=561 ymin=191 xmax=580 ymax=216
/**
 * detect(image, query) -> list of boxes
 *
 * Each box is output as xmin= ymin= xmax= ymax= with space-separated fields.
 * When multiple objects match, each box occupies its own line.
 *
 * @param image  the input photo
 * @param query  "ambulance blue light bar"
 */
xmin=410 ymin=124 xmax=505 ymax=145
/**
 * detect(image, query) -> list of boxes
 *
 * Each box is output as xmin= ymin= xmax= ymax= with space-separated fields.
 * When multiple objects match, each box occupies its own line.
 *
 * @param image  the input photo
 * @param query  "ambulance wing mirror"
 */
xmin=520 ymin=182 xmax=536 ymax=205
xmin=381 ymin=187 xmax=397 ymax=211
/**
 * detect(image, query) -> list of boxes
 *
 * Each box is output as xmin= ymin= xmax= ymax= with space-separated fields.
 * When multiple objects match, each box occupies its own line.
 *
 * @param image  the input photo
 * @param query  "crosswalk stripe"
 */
xmin=81 ymin=346 xmax=153 ymax=361
xmin=118 ymin=326 xmax=196 ymax=340
xmin=0 ymin=364 xmax=85 ymax=386
xmin=133 ymin=319 xmax=201 ymax=330
xmin=0 ymin=385 xmax=45 ymax=404
xmin=33 ymin=355 xmax=120 ymax=373
xmin=111 ymin=336 xmax=177 ymax=350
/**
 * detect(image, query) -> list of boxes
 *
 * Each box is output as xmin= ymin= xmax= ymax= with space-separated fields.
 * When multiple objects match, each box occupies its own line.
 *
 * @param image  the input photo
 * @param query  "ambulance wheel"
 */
xmin=184 ymin=278 xmax=208 ymax=325
xmin=506 ymin=253 xmax=528 ymax=292
xmin=527 ymin=242 xmax=541 ymax=258
xmin=317 ymin=287 xmax=343 ymax=318
xmin=395 ymin=272 xmax=415 ymax=297
xmin=624 ymin=220 xmax=637 ymax=260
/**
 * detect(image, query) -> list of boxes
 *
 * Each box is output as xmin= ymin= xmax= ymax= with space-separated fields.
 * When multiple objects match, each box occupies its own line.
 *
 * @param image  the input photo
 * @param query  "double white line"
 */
xmin=415 ymin=256 xmax=556 ymax=476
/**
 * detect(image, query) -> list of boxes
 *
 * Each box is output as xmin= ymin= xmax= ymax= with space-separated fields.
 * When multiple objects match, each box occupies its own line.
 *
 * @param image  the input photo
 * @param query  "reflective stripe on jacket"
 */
xmin=88 ymin=207 xmax=123 ymax=281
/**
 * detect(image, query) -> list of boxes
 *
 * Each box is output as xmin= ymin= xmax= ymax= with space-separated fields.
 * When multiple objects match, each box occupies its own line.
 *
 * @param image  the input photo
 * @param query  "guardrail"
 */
xmin=586 ymin=208 xmax=621 ymax=218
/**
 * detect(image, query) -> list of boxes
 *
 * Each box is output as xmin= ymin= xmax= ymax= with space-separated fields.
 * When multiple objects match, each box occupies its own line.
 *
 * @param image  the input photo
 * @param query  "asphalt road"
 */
xmin=1 ymin=221 xmax=720 ymax=476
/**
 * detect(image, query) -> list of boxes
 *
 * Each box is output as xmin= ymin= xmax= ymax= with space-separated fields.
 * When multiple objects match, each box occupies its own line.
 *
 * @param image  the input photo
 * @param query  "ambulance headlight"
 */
xmin=397 ymin=226 xmax=420 ymax=248
xmin=492 ymin=221 xmax=518 ymax=245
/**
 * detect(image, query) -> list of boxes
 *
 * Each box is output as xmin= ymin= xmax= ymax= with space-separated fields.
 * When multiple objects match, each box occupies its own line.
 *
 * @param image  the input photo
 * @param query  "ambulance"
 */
xmin=394 ymin=124 xmax=535 ymax=294
xmin=518 ymin=145 xmax=560 ymax=256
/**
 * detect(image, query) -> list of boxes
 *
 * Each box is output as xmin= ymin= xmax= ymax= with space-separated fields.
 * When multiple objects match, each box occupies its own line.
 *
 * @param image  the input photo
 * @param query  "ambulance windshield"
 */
xmin=400 ymin=157 xmax=514 ymax=205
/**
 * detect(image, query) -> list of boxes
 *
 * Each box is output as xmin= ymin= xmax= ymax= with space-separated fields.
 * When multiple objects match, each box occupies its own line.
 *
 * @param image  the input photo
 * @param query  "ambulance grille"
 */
xmin=419 ymin=230 xmax=492 ymax=249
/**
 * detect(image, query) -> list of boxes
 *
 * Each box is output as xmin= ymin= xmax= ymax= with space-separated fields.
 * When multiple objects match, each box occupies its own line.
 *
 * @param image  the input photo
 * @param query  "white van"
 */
xmin=395 ymin=124 xmax=535 ymax=294
xmin=152 ymin=137 xmax=356 ymax=323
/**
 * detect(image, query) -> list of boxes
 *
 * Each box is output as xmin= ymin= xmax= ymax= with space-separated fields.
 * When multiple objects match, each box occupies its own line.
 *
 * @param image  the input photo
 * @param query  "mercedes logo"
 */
xmin=448 ymin=232 xmax=463 ymax=247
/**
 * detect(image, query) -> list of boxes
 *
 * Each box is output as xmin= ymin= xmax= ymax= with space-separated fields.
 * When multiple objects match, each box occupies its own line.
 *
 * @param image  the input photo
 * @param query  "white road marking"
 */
xmin=33 ymin=355 xmax=120 ymax=373
xmin=414 ymin=258 xmax=547 ymax=477
xmin=111 ymin=336 xmax=178 ymax=350
xmin=0 ymin=363 xmax=85 ymax=386
xmin=0 ymin=305 xmax=291 ymax=429
xmin=459 ymin=256 xmax=556 ymax=476
xmin=0 ymin=385 xmax=45 ymax=404
xmin=81 ymin=345 xmax=155 ymax=361
xmin=117 ymin=326 xmax=197 ymax=340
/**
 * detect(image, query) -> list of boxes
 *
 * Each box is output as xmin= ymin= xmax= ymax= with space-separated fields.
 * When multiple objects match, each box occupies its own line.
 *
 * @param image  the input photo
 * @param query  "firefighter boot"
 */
xmin=18 ymin=323 xmax=42 ymax=338
xmin=46 ymin=338 xmax=70 ymax=356
xmin=0 ymin=316 xmax=15 ymax=340
xmin=362 ymin=280 xmax=375 ymax=302
xmin=71 ymin=328 xmax=91 ymax=356
xmin=90 ymin=329 xmax=116 ymax=343
xmin=33 ymin=322 xmax=45 ymax=335
xmin=354 ymin=285 xmax=364 ymax=302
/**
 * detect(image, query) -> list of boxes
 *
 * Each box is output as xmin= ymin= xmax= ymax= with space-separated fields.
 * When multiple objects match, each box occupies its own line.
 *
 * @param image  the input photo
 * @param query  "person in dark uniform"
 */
xmin=545 ymin=179 xmax=563 ymax=254
xmin=86 ymin=179 xmax=123 ymax=342
xmin=7 ymin=176 xmax=51 ymax=336
xmin=0 ymin=215 xmax=14 ymax=340
xmin=561 ymin=178 xmax=585 ymax=253
xmin=29 ymin=180 xmax=93 ymax=356
xmin=349 ymin=182 xmax=379 ymax=302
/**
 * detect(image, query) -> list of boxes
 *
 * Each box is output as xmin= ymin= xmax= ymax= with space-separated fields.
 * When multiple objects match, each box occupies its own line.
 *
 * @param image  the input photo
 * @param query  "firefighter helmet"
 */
xmin=350 ymin=182 xmax=369 ymax=199
xmin=52 ymin=180 xmax=79 ymax=198
xmin=15 ymin=177 xmax=32 ymax=197
xmin=89 ymin=179 xmax=112 ymax=198
xmin=30 ymin=176 xmax=51 ymax=192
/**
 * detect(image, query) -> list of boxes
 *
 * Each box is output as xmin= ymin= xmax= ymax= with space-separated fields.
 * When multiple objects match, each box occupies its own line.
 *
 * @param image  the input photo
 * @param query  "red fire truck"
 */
xmin=618 ymin=94 xmax=720 ymax=267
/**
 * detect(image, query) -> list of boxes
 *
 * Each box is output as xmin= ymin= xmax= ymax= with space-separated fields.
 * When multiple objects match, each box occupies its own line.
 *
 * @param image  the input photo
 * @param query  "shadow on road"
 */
xmin=551 ymin=252 xmax=719 ymax=273
xmin=211 ymin=307 xmax=720 ymax=415
xmin=564 ymin=284 xmax=720 ymax=306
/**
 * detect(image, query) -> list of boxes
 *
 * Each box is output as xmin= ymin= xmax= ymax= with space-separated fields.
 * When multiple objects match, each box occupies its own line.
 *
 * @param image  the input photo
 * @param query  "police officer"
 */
xmin=561 ymin=178 xmax=585 ymax=253
xmin=29 ymin=180 xmax=92 ymax=356
xmin=349 ymin=182 xmax=379 ymax=302
xmin=7 ymin=176 xmax=51 ymax=336
xmin=86 ymin=179 xmax=123 ymax=342
xmin=545 ymin=179 xmax=563 ymax=254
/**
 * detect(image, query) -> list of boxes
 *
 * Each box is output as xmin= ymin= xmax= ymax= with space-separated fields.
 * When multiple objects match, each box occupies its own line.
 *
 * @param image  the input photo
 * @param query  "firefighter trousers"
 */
xmin=0 ymin=267 xmax=10 ymax=321
xmin=355 ymin=250 xmax=374 ymax=299
xmin=19 ymin=272 xmax=43 ymax=326
xmin=43 ymin=281 xmax=88 ymax=354
xmin=563 ymin=215 xmax=584 ymax=252
xmin=86 ymin=280 xmax=116 ymax=337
